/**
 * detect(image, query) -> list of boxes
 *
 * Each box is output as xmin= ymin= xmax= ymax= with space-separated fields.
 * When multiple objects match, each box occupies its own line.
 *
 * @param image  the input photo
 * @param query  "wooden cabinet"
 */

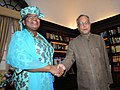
xmin=91 ymin=14 xmax=120 ymax=87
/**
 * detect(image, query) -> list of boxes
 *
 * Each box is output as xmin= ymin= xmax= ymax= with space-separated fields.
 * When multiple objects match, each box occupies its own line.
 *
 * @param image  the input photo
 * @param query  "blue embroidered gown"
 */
xmin=6 ymin=29 xmax=54 ymax=90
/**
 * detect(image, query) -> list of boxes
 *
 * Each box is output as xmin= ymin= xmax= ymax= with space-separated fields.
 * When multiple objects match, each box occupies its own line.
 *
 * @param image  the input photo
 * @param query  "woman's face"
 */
xmin=22 ymin=14 xmax=40 ymax=31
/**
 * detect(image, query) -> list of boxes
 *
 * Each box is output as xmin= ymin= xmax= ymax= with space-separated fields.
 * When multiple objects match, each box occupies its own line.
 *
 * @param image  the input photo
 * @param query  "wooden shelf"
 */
xmin=91 ymin=14 xmax=120 ymax=86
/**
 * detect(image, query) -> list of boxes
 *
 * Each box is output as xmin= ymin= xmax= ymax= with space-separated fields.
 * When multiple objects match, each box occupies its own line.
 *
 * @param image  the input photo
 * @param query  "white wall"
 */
xmin=25 ymin=0 xmax=120 ymax=29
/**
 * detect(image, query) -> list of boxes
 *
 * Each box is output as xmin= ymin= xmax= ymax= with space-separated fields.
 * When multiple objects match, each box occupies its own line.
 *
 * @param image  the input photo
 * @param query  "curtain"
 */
xmin=0 ymin=15 xmax=20 ymax=62
xmin=0 ymin=16 xmax=10 ymax=62
xmin=12 ymin=18 xmax=20 ymax=32
xmin=0 ymin=6 xmax=20 ymax=64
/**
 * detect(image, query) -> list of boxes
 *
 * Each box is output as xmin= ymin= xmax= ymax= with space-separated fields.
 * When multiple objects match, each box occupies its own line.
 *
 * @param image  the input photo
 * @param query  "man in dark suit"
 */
xmin=58 ymin=14 xmax=113 ymax=90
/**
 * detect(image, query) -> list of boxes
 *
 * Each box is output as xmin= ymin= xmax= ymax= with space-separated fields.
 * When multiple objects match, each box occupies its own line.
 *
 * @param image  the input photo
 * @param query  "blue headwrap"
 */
xmin=19 ymin=6 xmax=44 ymax=30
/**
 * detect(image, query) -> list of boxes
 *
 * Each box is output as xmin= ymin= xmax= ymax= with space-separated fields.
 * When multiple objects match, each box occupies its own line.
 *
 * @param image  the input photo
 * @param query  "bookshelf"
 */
xmin=91 ymin=14 xmax=120 ymax=87
xmin=101 ymin=27 xmax=120 ymax=69
xmin=38 ymin=20 xmax=79 ymax=66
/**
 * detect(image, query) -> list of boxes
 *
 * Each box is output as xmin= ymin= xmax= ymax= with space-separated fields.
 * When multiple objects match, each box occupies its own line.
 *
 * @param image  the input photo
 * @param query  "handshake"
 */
xmin=49 ymin=64 xmax=66 ymax=77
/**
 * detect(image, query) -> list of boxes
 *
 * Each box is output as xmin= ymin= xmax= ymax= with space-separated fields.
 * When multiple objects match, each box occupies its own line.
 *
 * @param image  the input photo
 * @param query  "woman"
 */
xmin=6 ymin=6 xmax=63 ymax=90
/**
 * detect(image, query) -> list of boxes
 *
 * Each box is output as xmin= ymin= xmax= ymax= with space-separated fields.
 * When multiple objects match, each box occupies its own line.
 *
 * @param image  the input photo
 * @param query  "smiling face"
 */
xmin=77 ymin=15 xmax=91 ymax=35
xmin=22 ymin=14 xmax=40 ymax=32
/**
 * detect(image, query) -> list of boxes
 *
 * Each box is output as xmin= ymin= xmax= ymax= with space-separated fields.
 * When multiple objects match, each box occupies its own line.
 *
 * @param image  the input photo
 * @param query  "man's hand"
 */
xmin=49 ymin=64 xmax=66 ymax=77
xmin=56 ymin=64 xmax=66 ymax=77
xmin=57 ymin=64 xmax=66 ymax=70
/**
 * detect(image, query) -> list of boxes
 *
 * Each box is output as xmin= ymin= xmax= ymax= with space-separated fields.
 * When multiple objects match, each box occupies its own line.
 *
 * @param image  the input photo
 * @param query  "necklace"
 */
xmin=29 ymin=31 xmax=37 ymax=37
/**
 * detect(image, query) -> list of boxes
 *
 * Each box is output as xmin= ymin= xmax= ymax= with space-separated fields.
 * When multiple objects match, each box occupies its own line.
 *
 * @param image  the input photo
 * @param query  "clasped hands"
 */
xmin=50 ymin=64 xmax=66 ymax=77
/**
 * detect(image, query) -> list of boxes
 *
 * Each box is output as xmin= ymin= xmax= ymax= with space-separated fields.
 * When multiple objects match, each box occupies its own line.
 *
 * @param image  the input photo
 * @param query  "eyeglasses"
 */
xmin=79 ymin=21 xmax=90 ymax=26
xmin=27 ymin=15 xmax=39 ymax=19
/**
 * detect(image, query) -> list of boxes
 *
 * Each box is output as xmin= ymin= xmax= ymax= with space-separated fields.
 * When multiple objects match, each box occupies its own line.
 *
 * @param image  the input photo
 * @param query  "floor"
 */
xmin=110 ymin=87 xmax=120 ymax=90
xmin=2 ymin=75 xmax=120 ymax=90
xmin=2 ymin=85 xmax=120 ymax=90
xmin=54 ymin=87 xmax=120 ymax=90
xmin=54 ymin=75 xmax=120 ymax=90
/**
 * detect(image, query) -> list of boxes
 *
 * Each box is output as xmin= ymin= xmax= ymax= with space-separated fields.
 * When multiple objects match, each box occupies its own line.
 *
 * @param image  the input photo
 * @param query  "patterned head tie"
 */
xmin=19 ymin=6 xmax=44 ymax=30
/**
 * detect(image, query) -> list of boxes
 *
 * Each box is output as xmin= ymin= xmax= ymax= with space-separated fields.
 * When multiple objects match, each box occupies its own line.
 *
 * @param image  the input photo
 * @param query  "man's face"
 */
xmin=78 ymin=16 xmax=91 ymax=35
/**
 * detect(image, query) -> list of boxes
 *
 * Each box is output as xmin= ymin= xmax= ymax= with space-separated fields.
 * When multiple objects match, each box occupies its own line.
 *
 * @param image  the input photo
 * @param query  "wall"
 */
xmin=25 ymin=0 xmax=120 ymax=29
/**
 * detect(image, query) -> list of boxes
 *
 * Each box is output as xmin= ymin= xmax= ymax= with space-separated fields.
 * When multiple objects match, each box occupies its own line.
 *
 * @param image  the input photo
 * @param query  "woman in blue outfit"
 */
xmin=6 ymin=6 xmax=64 ymax=90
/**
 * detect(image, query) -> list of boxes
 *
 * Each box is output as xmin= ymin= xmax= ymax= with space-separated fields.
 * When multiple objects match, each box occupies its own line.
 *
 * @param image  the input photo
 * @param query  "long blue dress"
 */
xmin=6 ymin=29 xmax=54 ymax=90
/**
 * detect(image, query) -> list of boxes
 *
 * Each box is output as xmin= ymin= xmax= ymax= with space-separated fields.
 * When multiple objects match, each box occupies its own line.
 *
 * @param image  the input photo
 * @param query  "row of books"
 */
xmin=101 ymin=27 xmax=120 ymax=37
xmin=46 ymin=32 xmax=73 ymax=42
xmin=54 ymin=57 xmax=64 ymax=64
xmin=113 ymin=62 xmax=120 ymax=72
xmin=111 ymin=46 xmax=120 ymax=53
xmin=110 ymin=37 xmax=120 ymax=44
xmin=113 ymin=67 xmax=120 ymax=72
xmin=104 ymin=37 xmax=120 ymax=47
xmin=50 ymin=43 xmax=68 ymax=50
xmin=113 ymin=56 xmax=120 ymax=62
xmin=108 ymin=28 xmax=120 ymax=35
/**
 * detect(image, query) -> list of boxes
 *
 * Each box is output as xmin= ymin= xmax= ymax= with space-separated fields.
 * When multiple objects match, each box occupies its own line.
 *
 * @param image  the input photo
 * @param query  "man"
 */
xmin=58 ymin=14 xmax=113 ymax=90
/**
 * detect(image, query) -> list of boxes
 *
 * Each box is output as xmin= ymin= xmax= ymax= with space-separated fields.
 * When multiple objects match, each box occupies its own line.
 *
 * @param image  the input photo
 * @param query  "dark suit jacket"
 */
xmin=62 ymin=33 xmax=113 ymax=90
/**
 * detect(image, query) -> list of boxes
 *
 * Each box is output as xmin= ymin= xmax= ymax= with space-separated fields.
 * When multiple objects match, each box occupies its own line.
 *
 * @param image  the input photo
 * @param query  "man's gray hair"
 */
xmin=76 ymin=14 xmax=90 ymax=26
